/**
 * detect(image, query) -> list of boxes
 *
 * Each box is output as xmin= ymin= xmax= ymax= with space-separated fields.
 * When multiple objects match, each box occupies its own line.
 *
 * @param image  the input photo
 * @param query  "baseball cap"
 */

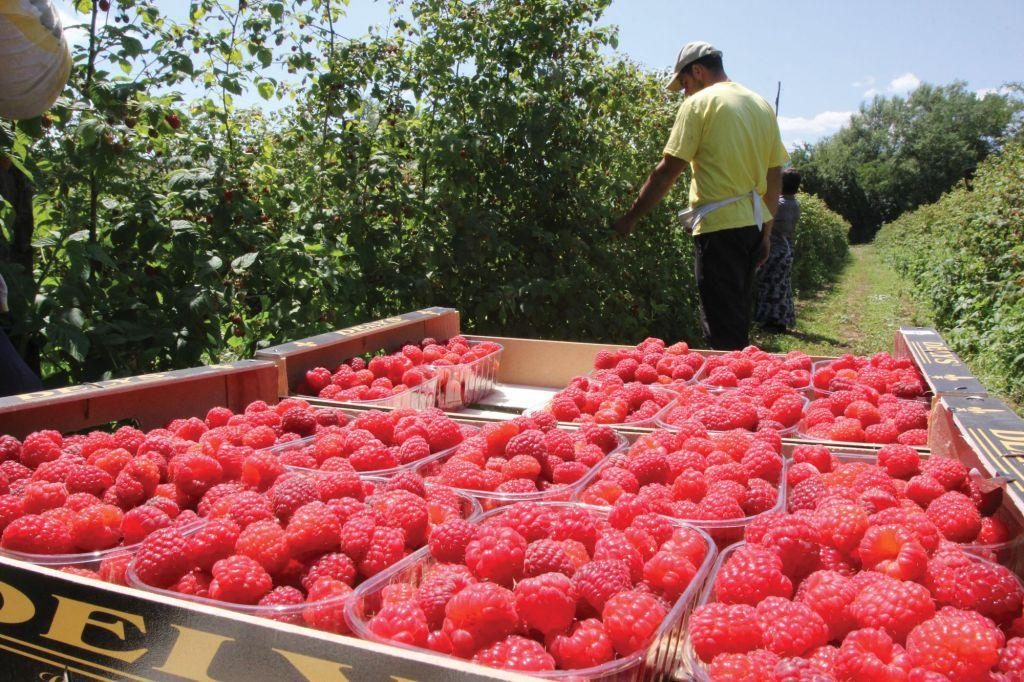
xmin=666 ymin=41 xmax=722 ymax=92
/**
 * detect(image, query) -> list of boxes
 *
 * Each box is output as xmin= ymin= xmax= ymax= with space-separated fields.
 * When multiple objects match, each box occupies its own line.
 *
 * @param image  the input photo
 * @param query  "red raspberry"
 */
xmin=464 ymin=526 xmax=526 ymax=586
xmin=858 ymin=524 xmax=928 ymax=581
xmin=21 ymin=480 xmax=67 ymax=515
xmin=187 ymin=518 xmax=241 ymax=571
xmin=523 ymin=539 xmax=576 ymax=578
xmin=208 ymin=555 xmax=273 ymax=604
xmin=298 ymin=552 xmax=356 ymax=591
xmin=812 ymin=499 xmax=867 ymax=555
xmin=573 ymin=560 xmax=633 ymax=616
xmin=280 ymin=408 xmax=317 ymax=437
xmin=208 ymin=490 xmax=275 ymax=529
xmin=1 ymin=514 xmax=74 ymax=554
xmin=930 ymin=551 xmax=1023 ymax=622
xmin=120 ymin=505 xmax=173 ymax=545
xmin=905 ymin=474 xmax=946 ymax=507
xmin=368 ymin=602 xmax=430 ymax=648
xmin=64 ymin=465 xmax=114 ymax=497
xmin=549 ymin=505 xmax=598 ymax=553
xmin=595 ymin=531 xmax=645 ymax=583
xmin=286 ymin=501 xmax=341 ymax=558
xmin=425 ymin=418 xmax=464 ymax=452
xmin=170 ymin=569 xmax=212 ymax=599
xmin=715 ymin=543 xmax=792 ymax=605
xmin=302 ymin=578 xmax=354 ymax=634
xmin=495 ymin=501 xmax=554 ymax=542
xmin=707 ymin=650 xmax=780 ymax=681
xmin=926 ymin=491 xmax=981 ymax=542
xmin=876 ymin=443 xmax=921 ymax=479
xmin=471 ymin=635 xmax=554 ymax=672
xmin=266 ymin=474 xmax=319 ymax=523
xmin=235 ymin=520 xmax=291 ymax=574
xmin=514 ymin=572 xmax=577 ymax=636
xmin=255 ymin=586 xmax=305 ymax=623
xmin=906 ymin=607 xmax=1004 ymax=680
xmin=690 ymin=602 xmax=764 ymax=661
xmin=756 ymin=596 xmax=829 ymax=658
xmin=358 ymin=525 xmax=406 ymax=578
xmin=977 ymin=515 xmax=1012 ymax=545
xmin=428 ymin=518 xmax=476 ymax=564
xmin=416 ymin=565 xmax=476 ymax=630
xmin=368 ymin=489 xmax=429 ymax=548
xmin=504 ymin=430 xmax=545 ymax=460
xmin=131 ymin=527 xmax=191 ymax=588
xmin=755 ymin=514 xmax=821 ymax=581
xmin=795 ymin=570 xmax=858 ymax=642
xmin=70 ymin=504 xmax=123 ymax=551
xmin=849 ymin=576 xmax=935 ymax=643
xmin=602 ymin=589 xmax=667 ymax=657
xmin=999 ymin=637 xmax=1024 ymax=676
xmin=20 ymin=432 xmax=62 ymax=469
xmin=442 ymin=582 xmax=519 ymax=655
xmin=239 ymin=451 xmax=285 ymax=492
xmin=549 ymin=618 xmax=615 ymax=669
xmin=833 ymin=627 xmax=907 ymax=680
xmin=921 ymin=457 xmax=967 ymax=490
xmin=0 ymin=435 xmax=21 ymax=462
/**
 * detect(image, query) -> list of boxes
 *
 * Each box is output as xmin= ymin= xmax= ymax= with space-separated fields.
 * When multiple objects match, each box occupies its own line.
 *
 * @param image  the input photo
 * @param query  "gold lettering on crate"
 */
xmin=153 ymin=625 xmax=235 ymax=681
xmin=919 ymin=341 xmax=959 ymax=366
xmin=992 ymin=429 xmax=1024 ymax=455
xmin=0 ymin=581 xmax=36 ymax=623
xmin=41 ymin=596 xmax=147 ymax=663
xmin=273 ymin=649 xmax=354 ymax=681
xmin=294 ymin=342 xmax=319 ymax=348
xmin=334 ymin=315 xmax=409 ymax=337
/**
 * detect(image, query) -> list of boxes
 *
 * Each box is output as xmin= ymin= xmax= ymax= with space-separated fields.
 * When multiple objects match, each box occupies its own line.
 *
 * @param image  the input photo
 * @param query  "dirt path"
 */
xmin=751 ymin=244 xmax=931 ymax=356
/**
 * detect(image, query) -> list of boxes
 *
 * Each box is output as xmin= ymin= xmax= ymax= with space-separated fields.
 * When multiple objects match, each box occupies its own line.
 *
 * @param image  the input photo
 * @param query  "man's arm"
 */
xmin=756 ymin=165 xmax=783 ymax=266
xmin=612 ymin=155 xmax=688 ymax=236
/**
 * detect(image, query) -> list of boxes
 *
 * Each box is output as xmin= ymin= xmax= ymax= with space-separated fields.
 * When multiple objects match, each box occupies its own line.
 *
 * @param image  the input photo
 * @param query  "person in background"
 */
xmin=0 ymin=274 xmax=43 ymax=396
xmin=613 ymin=41 xmax=788 ymax=350
xmin=0 ymin=0 xmax=70 ymax=396
xmin=755 ymin=168 xmax=801 ymax=333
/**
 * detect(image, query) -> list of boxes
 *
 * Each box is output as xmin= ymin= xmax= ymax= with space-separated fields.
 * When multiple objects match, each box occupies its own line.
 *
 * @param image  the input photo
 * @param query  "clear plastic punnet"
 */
xmin=574 ymin=455 xmax=788 ymax=548
xmin=345 ymin=502 xmax=717 ymax=681
xmin=414 ymin=429 xmax=629 ymax=512
xmin=429 ymin=340 xmax=503 ymax=410
xmin=346 ymin=373 xmax=441 ymax=410
xmin=654 ymin=390 xmax=808 ymax=437
xmin=267 ymin=433 xmax=461 ymax=479
xmin=679 ymin=540 xmax=1024 ymax=680
xmin=124 ymin=478 xmax=482 ymax=632
xmin=692 ymin=360 xmax=813 ymax=395
xmin=537 ymin=386 xmax=678 ymax=429
xmin=809 ymin=358 xmax=932 ymax=402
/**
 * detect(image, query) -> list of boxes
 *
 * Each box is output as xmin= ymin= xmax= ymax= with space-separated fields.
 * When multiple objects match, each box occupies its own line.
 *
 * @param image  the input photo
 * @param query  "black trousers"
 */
xmin=693 ymin=225 xmax=762 ymax=350
xmin=0 ymin=325 xmax=42 ymax=398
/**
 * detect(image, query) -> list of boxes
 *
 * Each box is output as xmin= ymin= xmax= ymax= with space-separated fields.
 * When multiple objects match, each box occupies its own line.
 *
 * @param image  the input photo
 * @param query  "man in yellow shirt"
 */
xmin=614 ymin=42 xmax=789 ymax=350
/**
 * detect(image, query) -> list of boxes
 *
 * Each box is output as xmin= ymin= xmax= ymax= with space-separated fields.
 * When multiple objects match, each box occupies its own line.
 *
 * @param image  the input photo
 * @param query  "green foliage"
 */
xmin=790 ymin=193 xmax=850 ymax=297
xmin=876 ymin=141 xmax=1024 ymax=404
xmin=792 ymin=82 xmax=1022 ymax=242
xmin=0 ymin=0 xmax=838 ymax=384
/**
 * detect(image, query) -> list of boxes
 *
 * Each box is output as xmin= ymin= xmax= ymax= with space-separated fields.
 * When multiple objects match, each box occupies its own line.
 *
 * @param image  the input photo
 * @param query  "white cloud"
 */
xmin=976 ymin=86 xmax=1013 ymax=98
xmin=778 ymin=110 xmax=854 ymax=149
xmin=863 ymin=72 xmax=921 ymax=99
xmin=54 ymin=1 xmax=96 ymax=48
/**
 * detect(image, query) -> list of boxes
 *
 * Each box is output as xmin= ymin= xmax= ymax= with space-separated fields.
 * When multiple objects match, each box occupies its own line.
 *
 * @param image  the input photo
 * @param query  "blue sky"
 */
xmin=57 ymin=0 xmax=1024 ymax=149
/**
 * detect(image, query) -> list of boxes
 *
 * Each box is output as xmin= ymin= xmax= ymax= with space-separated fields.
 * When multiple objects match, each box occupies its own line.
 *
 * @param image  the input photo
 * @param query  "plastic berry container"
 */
xmin=809 ymin=358 xmax=932 ymax=403
xmin=341 ymin=374 xmax=440 ymax=410
xmin=0 ymin=516 xmax=208 ymax=585
xmin=429 ymin=340 xmax=503 ymax=410
xmin=539 ymin=386 xmax=678 ymax=429
xmin=415 ymin=429 xmax=629 ymax=512
xmin=345 ymin=502 xmax=717 ymax=681
xmin=654 ymin=388 xmax=808 ymax=437
xmin=124 ymin=476 xmax=482 ymax=632
xmin=574 ymin=456 xmax=788 ymax=548
xmin=266 ymin=434 xmax=461 ymax=480
xmin=679 ymin=540 xmax=1024 ymax=680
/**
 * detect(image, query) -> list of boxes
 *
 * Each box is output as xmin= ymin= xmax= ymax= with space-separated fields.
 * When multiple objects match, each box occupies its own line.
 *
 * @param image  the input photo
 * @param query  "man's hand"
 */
xmin=612 ymin=214 xmax=637 ymax=238
xmin=756 ymin=234 xmax=772 ymax=268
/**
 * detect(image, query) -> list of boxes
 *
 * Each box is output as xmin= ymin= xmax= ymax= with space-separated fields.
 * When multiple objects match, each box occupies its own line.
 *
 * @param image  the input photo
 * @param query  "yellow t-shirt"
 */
xmin=663 ymin=81 xmax=789 ymax=235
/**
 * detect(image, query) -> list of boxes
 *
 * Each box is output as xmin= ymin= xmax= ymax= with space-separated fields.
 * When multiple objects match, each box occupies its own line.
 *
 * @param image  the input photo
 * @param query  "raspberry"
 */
xmin=929 ymin=552 xmax=1023 ymax=622
xmin=906 ymin=607 xmax=1004 ymax=680
xmin=756 ymin=597 xmax=829 ymax=658
xmin=1 ymin=514 xmax=74 ymax=554
xmin=442 ymin=582 xmax=519 ymax=655
xmin=504 ymin=430 xmax=545 ymax=460
xmin=595 ymin=531 xmax=645 ymax=583
xmin=707 ymin=650 xmax=780 ymax=681
xmin=876 ymin=443 xmax=921 ymax=479
xmin=715 ymin=543 xmax=792 ymax=606
xmin=470 ymin=635 xmax=554 ymax=672
xmin=849 ymin=576 xmax=936 ymax=643
xmin=906 ymin=474 xmax=946 ymax=508
xmin=207 ymin=490 xmax=274 ymax=529
xmin=425 ymin=418 xmax=464 ymax=453
xmin=339 ymin=514 xmax=377 ymax=564
xmin=20 ymin=433 xmax=62 ymax=469
xmin=300 ymin=552 xmax=357 ymax=591
xmin=131 ymin=527 xmax=191 ymax=588
xmin=120 ymin=505 xmax=173 ymax=545
xmin=21 ymin=480 xmax=67 ymax=514
xmin=368 ymin=602 xmax=430 ymax=648
xmin=977 ymin=515 xmax=1012 ymax=545
xmin=514 ymin=572 xmax=576 ymax=636
xmin=255 ymin=586 xmax=305 ymax=623
xmin=417 ymin=565 xmax=476 ymax=630
xmin=464 ymin=526 xmax=526 ymax=586
xmin=358 ymin=526 xmax=406 ymax=578
xmin=549 ymin=506 xmax=598 ymax=553
xmin=65 ymin=465 xmax=114 ymax=497
xmin=427 ymin=518 xmax=475 ymax=564
xmin=813 ymin=499 xmax=867 ymax=555
xmin=70 ymin=504 xmax=123 ymax=551
xmin=926 ymin=491 xmax=981 ymax=542
xmin=286 ymin=501 xmax=341 ymax=558
xmin=921 ymin=457 xmax=967 ymax=491
xmin=267 ymin=474 xmax=320 ymax=523
xmin=187 ymin=519 xmax=241 ymax=571
xmin=522 ymin=539 xmax=576 ymax=578
xmin=235 ymin=520 xmax=291 ymax=574
xmin=208 ymin=555 xmax=273 ymax=604
xmin=690 ymin=602 xmax=764 ymax=661
xmin=549 ymin=618 xmax=615 ymax=669
xmin=601 ymin=589 xmax=667 ymax=658
xmin=368 ymin=489 xmax=429 ymax=548
xmin=302 ymin=578 xmax=353 ymax=633
xmin=280 ymin=408 xmax=317 ymax=437
xmin=795 ymin=570 xmax=858 ymax=642
xmin=858 ymin=524 xmax=928 ymax=581
xmin=573 ymin=560 xmax=633 ymax=615
xmin=755 ymin=514 xmax=820 ymax=581
xmin=999 ymin=637 xmax=1024 ymax=676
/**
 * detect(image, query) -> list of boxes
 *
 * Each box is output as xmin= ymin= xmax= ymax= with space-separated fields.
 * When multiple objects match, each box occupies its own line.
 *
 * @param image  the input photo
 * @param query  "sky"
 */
xmin=55 ymin=0 xmax=1024 ymax=149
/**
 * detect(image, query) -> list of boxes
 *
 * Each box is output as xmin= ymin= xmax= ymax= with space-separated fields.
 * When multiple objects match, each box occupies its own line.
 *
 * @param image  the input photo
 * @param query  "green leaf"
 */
xmin=257 ymin=80 xmax=275 ymax=100
xmin=231 ymin=252 xmax=259 ymax=272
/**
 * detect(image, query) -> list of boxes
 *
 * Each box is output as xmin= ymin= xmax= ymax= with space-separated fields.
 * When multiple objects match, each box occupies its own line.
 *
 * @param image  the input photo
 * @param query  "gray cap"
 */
xmin=666 ymin=41 xmax=722 ymax=92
